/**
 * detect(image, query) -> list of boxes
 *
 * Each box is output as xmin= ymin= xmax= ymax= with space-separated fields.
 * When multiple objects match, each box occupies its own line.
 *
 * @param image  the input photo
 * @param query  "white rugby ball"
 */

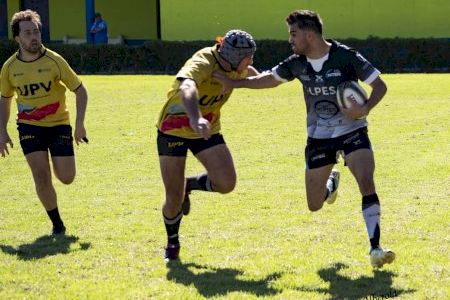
xmin=336 ymin=81 xmax=368 ymax=109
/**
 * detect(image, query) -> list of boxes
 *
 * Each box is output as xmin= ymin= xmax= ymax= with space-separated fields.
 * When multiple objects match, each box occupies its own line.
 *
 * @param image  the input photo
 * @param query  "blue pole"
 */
xmin=85 ymin=0 xmax=95 ymax=43
xmin=0 ymin=0 xmax=7 ymax=39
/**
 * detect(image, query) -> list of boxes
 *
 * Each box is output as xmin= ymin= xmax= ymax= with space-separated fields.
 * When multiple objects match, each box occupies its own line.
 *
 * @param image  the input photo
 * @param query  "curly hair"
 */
xmin=11 ymin=9 xmax=42 ymax=38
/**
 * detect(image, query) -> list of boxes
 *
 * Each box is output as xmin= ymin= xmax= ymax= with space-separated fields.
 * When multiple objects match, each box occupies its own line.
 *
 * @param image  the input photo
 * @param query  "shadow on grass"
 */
xmin=296 ymin=262 xmax=415 ymax=299
xmin=0 ymin=234 xmax=91 ymax=260
xmin=166 ymin=260 xmax=282 ymax=298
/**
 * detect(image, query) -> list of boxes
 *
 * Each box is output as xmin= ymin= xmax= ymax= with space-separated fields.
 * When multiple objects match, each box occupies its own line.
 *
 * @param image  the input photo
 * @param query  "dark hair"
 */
xmin=10 ymin=9 xmax=42 ymax=38
xmin=286 ymin=10 xmax=323 ymax=34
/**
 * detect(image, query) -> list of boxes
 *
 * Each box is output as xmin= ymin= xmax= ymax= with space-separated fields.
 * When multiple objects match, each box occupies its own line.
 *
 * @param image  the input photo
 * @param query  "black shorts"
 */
xmin=305 ymin=127 xmax=372 ymax=169
xmin=17 ymin=123 xmax=74 ymax=156
xmin=157 ymin=130 xmax=226 ymax=157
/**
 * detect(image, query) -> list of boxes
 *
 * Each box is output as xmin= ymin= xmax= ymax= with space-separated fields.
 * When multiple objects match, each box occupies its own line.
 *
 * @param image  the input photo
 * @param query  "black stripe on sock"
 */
xmin=362 ymin=193 xmax=380 ymax=208
xmin=370 ymin=223 xmax=380 ymax=248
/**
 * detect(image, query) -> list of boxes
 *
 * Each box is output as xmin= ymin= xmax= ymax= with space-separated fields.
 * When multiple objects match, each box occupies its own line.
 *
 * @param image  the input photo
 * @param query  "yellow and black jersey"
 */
xmin=0 ymin=46 xmax=81 ymax=127
xmin=156 ymin=44 xmax=248 ymax=139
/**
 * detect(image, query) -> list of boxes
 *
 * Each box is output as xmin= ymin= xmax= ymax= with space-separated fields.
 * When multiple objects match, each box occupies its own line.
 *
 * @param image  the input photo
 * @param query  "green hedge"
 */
xmin=1 ymin=38 xmax=448 ymax=74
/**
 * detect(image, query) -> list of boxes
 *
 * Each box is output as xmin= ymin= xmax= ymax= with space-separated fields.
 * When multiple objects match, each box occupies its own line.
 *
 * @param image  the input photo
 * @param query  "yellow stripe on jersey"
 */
xmin=156 ymin=45 xmax=248 ymax=139
xmin=0 ymin=46 xmax=81 ymax=127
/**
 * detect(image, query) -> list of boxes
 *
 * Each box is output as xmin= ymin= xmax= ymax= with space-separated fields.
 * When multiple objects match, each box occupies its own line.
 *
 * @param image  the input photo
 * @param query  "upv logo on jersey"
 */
xmin=198 ymin=94 xmax=225 ymax=106
xmin=18 ymin=81 xmax=52 ymax=96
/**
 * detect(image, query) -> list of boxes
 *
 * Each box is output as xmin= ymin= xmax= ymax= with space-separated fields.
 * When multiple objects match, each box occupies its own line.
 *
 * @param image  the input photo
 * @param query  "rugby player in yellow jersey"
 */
xmin=156 ymin=30 xmax=258 ymax=261
xmin=0 ymin=10 xmax=88 ymax=236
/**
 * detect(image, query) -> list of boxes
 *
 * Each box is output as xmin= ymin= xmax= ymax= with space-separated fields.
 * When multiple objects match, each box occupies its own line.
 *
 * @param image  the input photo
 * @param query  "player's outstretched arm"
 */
xmin=179 ymin=78 xmax=211 ymax=140
xmin=0 ymin=96 xmax=13 ymax=157
xmin=213 ymin=71 xmax=282 ymax=94
xmin=73 ymin=84 xmax=88 ymax=145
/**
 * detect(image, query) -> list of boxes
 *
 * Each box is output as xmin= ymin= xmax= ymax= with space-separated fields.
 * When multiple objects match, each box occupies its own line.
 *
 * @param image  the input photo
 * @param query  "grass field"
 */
xmin=0 ymin=74 xmax=449 ymax=299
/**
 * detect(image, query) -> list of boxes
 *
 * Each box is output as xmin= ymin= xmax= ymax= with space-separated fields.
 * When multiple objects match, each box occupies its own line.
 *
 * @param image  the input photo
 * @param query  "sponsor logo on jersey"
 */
xmin=314 ymin=100 xmax=339 ymax=120
xmin=38 ymin=68 xmax=51 ymax=73
xmin=17 ymin=81 xmax=52 ymax=96
xmin=317 ymin=119 xmax=344 ymax=128
xmin=315 ymin=75 xmax=324 ymax=83
xmin=299 ymin=75 xmax=311 ymax=81
xmin=307 ymin=86 xmax=336 ymax=96
xmin=13 ymin=73 xmax=24 ymax=77
xmin=325 ymin=69 xmax=342 ymax=78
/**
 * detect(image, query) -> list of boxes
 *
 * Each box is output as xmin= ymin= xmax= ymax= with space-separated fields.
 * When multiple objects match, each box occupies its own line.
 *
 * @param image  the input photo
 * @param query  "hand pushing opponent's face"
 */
xmin=235 ymin=56 xmax=254 ymax=73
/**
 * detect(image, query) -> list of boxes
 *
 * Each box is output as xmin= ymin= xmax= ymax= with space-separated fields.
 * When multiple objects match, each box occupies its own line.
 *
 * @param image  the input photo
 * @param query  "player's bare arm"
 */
xmin=241 ymin=71 xmax=282 ymax=89
xmin=213 ymin=65 xmax=260 ymax=95
xmin=0 ymin=96 xmax=14 ymax=157
xmin=179 ymin=78 xmax=211 ymax=139
xmin=367 ymin=77 xmax=387 ymax=111
xmin=341 ymin=77 xmax=387 ymax=120
xmin=74 ymin=84 xmax=88 ymax=145
xmin=213 ymin=70 xmax=282 ymax=95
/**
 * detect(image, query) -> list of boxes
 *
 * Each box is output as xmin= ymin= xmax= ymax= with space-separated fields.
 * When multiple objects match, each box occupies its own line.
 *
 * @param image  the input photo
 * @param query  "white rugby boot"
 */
xmin=370 ymin=247 xmax=396 ymax=268
xmin=325 ymin=169 xmax=340 ymax=204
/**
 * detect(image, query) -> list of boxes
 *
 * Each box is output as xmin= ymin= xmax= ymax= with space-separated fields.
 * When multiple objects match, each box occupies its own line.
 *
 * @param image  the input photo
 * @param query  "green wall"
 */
xmin=95 ymin=0 xmax=157 ymax=39
xmin=7 ymin=0 xmax=86 ymax=40
xmin=5 ymin=0 xmax=449 ymax=41
xmin=6 ymin=0 xmax=19 ymax=38
xmin=49 ymin=0 xmax=85 ymax=40
xmin=6 ymin=0 xmax=158 ymax=40
xmin=161 ymin=0 xmax=450 ymax=40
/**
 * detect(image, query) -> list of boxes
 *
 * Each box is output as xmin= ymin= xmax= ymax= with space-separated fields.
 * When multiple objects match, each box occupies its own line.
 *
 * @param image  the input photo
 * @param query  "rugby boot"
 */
xmin=164 ymin=243 xmax=180 ymax=262
xmin=325 ymin=169 xmax=340 ymax=204
xmin=51 ymin=225 xmax=66 ymax=237
xmin=370 ymin=247 xmax=396 ymax=268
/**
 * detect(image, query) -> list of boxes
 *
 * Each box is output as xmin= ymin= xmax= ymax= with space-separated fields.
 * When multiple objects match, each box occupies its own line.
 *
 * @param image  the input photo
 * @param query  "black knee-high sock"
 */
xmin=163 ymin=211 xmax=183 ymax=245
xmin=46 ymin=207 xmax=64 ymax=228
xmin=362 ymin=193 xmax=381 ymax=249
xmin=186 ymin=174 xmax=213 ymax=192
